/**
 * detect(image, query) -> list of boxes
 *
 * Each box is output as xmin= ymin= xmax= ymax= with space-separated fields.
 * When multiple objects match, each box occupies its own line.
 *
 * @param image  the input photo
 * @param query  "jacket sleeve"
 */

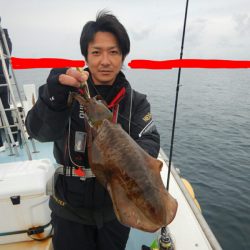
xmin=25 ymin=68 xmax=75 ymax=142
xmin=130 ymin=91 xmax=160 ymax=158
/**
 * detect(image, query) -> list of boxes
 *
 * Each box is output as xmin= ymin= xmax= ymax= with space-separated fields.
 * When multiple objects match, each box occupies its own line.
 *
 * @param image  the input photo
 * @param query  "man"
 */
xmin=25 ymin=11 xmax=160 ymax=250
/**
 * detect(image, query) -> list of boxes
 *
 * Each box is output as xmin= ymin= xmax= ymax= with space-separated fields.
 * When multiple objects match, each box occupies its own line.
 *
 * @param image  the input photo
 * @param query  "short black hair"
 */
xmin=80 ymin=11 xmax=130 ymax=61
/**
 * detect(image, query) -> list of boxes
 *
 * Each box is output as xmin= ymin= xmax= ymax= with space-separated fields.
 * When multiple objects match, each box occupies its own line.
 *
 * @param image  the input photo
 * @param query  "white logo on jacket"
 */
xmin=79 ymin=105 xmax=85 ymax=119
xmin=138 ymin=120 xmax=156 ymax=137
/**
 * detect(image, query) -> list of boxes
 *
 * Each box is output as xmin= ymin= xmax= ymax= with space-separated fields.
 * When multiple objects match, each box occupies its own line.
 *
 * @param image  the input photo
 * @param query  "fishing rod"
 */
xmin=142 ymin=2 xmax=190 ymax=250
xmin=155 ymin=1 xmax=190 ymax=249
xmin=166 ymin=0 xmax=189 ymax=190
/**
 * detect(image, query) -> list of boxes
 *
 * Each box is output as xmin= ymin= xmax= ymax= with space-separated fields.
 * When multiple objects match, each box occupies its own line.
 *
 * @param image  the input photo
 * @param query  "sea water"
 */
xmin=14 ymin=68 xmax=250 ymax=250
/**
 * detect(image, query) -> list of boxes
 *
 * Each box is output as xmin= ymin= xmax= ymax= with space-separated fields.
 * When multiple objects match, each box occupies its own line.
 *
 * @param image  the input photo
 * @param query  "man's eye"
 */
xmin=92 ymin=51 xmax=99 ymax=55
xmin=110 ymin=50 xmax=120 ymax=54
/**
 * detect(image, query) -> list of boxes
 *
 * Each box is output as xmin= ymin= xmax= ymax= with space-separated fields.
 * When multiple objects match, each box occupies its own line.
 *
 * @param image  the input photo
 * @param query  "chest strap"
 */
xmin=56 ymin=165 xmax=95 ymax=180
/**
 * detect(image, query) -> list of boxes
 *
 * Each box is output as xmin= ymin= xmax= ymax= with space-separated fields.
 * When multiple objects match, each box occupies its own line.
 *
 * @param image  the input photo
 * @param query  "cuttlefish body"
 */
xmin=69 ymin=92 xmax=178 ymax=232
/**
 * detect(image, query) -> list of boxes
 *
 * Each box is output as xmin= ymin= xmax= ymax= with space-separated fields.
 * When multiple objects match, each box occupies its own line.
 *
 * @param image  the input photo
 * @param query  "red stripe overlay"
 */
xmin=5 ymin=57 xmax=250 ymax=70
xmin=128 ymin=59 xmax=250 ymax=69
xmin=11 ymin=57 xmax=84 ymax=69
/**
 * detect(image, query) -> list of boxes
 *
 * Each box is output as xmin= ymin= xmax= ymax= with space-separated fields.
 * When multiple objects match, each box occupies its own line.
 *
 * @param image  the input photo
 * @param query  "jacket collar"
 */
xmin=84 ymin=68 xmax=130 ymax=105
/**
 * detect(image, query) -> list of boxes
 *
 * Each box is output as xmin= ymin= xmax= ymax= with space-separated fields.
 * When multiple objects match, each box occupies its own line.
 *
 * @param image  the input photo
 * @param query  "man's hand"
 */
xmin=59 ymin=68 xmax=89 ymax=88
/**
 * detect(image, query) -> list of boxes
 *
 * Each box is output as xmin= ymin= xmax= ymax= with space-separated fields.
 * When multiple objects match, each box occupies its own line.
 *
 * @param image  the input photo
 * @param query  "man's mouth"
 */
xmin=99 ymin=70 xmax=113 ymax=76
xmin=99 ymin=70 xmax=112 ymax=73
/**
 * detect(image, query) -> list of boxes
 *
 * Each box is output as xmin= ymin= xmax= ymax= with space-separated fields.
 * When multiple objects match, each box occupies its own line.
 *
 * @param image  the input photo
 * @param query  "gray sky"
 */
xmin=1 ymin=0 xmax=250 ymax=65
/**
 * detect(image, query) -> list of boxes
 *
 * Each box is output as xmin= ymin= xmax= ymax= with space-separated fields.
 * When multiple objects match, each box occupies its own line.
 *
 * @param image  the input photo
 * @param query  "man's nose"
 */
xmin=100 ymin=53 xmax=111 ymax=65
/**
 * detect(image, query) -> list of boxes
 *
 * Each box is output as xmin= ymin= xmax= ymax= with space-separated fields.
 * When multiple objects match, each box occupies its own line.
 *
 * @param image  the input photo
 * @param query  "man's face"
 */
xmin=86 ymin=31 xmax=123 ymax=85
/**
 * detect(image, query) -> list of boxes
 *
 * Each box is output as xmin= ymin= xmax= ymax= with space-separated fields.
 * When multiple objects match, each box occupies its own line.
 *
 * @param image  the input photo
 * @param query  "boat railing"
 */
xmin=160 ymin=148 xmax=222 ymax=250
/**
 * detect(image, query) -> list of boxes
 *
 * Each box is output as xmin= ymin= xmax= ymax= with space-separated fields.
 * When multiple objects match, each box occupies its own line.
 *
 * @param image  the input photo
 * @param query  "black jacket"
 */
xmin=25 ymin=68 xmax=160 ymax=225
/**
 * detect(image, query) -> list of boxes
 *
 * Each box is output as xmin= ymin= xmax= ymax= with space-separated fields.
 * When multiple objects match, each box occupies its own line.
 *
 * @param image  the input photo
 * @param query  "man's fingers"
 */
xmin=59 ymin=74 xmax=80 ymax=87
xmin=59 ymin=68 xmax=89 ymax=88
xmin=67 ymin=68 xmax=89 ymax=82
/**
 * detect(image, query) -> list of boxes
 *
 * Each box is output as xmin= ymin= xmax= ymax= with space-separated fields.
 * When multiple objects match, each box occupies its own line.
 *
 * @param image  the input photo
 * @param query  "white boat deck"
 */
xmin=0 ymin=238 xmax=52 ymax=250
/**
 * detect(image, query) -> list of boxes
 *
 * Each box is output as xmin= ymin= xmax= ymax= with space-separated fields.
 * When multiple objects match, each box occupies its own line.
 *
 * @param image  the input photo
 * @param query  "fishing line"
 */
xmin=166 ymin=0 xmax=190 ymax=190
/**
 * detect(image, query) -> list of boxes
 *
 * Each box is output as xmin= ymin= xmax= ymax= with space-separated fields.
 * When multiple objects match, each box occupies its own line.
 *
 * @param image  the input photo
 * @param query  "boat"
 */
xmin=0 ymin=12 xmax=222 ymax=250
